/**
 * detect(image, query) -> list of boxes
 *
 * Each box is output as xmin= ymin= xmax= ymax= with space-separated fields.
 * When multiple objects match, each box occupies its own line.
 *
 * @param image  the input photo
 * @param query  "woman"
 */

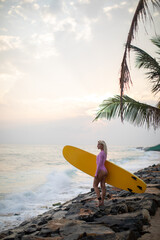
xmin=93 ymin=140 xmax=108 ymax=206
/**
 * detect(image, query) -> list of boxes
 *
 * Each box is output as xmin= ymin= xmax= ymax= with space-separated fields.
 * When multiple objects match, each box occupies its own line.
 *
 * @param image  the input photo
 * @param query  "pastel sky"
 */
xmin=0 ymin=0 xmax=160 ymax=146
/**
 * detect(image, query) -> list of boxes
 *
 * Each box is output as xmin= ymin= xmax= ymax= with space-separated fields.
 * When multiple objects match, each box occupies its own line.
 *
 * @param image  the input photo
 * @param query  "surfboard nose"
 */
xmin=63 ymin=145 xmax=71 ymax=159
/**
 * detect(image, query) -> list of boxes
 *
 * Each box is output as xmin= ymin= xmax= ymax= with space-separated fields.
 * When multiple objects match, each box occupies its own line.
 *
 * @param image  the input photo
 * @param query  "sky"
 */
xmin=0 ymin=0 xmax=160 ymax=147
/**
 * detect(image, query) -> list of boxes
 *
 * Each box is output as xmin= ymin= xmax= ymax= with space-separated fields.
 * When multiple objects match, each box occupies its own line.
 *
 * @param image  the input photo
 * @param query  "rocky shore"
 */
xmin=0 ymin=164 xmax=160 ymax=240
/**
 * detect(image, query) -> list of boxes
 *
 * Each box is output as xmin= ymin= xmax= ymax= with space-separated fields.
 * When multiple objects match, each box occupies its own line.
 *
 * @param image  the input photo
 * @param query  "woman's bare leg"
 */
xmin=100 ymin=176 xmax=106 ymax=205
xmin=93 ymin=170 xmax=107 ymax=206
xmin=93 ymin=177 xmax=102 ymax=206
xmin=93 ymin=177 xmax=100 ymax=198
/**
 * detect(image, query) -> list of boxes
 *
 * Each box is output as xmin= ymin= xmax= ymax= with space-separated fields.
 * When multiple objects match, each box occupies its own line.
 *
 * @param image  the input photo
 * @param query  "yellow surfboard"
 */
xmin=63 ymin=145 xmax=146 ymax=194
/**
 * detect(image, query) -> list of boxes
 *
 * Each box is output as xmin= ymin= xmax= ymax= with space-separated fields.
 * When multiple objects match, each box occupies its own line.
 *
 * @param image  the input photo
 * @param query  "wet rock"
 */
xmin=2 ymin=234 xmax=17 ymax=240
xmin=24 ymin=227 xmax=37 ymax=235
xmin=59 ymin=219 xmax=115 ymax=239
xmin=52 ymin=210 xmax=67 ymax=219
xmin=19 ymin=220 xmax=31 ymax=227
xmin=94 ymin=209 xmax=150 ymax=233
xmin=37 ymin=219 xmax=48 ymax=226
xmin=38 ymin=227 xmax=55 ymax=237
xmin=65 ymin=203 xmax=84 ymax=220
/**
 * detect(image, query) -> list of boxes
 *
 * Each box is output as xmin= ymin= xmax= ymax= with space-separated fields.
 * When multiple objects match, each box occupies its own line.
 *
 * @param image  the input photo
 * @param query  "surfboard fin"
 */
xmin=137 ymin=185 xmax=142 ymax=190
xmin=127 ymin=188 xmax=133 ymax=192
xmin=131 ymin=176 xmax=137 ymax=181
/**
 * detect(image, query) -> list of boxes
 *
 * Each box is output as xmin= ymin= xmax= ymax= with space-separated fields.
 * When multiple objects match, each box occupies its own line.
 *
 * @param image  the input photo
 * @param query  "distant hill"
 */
xmin=144 ymin=144 xmax=160 ymax=152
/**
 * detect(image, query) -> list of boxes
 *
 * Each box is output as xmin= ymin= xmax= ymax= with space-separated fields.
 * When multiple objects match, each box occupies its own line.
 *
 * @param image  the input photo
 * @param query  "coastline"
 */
xmin=0 ymin=163 xmax=160 ymax=240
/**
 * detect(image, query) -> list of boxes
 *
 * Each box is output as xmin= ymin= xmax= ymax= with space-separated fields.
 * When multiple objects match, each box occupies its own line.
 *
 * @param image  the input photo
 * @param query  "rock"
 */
xmin=52 ymin=210 xmax=67 ymax=219
xmin=115 ymin=230 xmax=137 ymax=240
xmin=19 ymin=220 xmax=31 ymax=227
xmin=118 ymin=190 xmax=135 ymax=198
xmin=143 ymin=194 xmax=160 ymax=207
xmin=2 ymin=234 xmax=17 ymax=240
xmin=124 ymin=198 xmax=158 ymax=216
xmin=38 ymin=227 xmax=55 ymax=237
xmin=37 ymin=218 xmax=48 ymax=226
xmin=110 ymin=203 xmax=128 ymax=215
xmin=65 ymin=203 xmax=84 ymax=220
xmin=22 ymin=236 xmax=63 ymax=240
xmin=94 ymin=209 xmax=150 ymax=233
xmin=78 ymin=208 xmax=95 ymax=221
xmin=24 ymin=227 xmax=37 ymax=235
xmin=59 ymin=219 xmax=115 ymax=239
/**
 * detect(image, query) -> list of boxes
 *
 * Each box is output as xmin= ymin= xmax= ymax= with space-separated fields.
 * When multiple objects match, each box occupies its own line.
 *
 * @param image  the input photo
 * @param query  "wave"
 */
xmin=0 ymin=167 xmax=81 ymax=230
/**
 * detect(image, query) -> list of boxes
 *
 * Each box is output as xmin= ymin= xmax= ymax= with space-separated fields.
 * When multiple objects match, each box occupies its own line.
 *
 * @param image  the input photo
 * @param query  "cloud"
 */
xmin=0 ymin=35 xmax=23 ymax=51
xmin=0 ymin=62 xmax=23 ymax=101
xmin=75 ymin=17 xmax=97 ymax=41
xmin=78 ymin=0 xmax=91 ymax=4
xmin=8 ymin=0 xmax=40 ymax=20
xmin=0 ymin=27 xmax=8 ymax=32
xmin=104 ymin=4 xmax=119 ymax=13
xmin=153 ymin=11 xmax=160 ymax=17
xmin=5 ymin=0 xmax=101 ymax=45
xmin=40 ymin=3 xmax=76 ymax=31
xmin=33 ymin=3 xmax=40 ymax=10
xmin=40 ymin=1 xmax=98 ymax=42
xmin=29 ymin=33 xmax=59 ymax=58
xmin=0 ymin=33 xmax=58 ymax=59
xmin=0 ymin=91 xmax=113 ymax=123
xmin=128 ymin=8 xmax=134 ymax=13
xmin=8 ymin=5 xmax=27 ymax=20
xmin=103 ymin=1 xmax=127 ymax=19
xmin=22 ymin=0 xmax=37 ymax=3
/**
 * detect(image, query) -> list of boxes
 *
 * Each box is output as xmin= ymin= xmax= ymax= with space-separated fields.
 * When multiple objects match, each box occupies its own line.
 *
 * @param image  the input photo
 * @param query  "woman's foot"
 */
xmin=99 ymin=200 xmax=104 ymax=206
xmin=96 ymin=197 xmax=103 ymax=207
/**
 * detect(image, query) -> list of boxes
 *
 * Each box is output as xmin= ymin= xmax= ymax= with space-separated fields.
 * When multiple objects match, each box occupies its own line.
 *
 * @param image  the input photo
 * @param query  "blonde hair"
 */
xmin=98 ymin=140 xmax=107 ymax=157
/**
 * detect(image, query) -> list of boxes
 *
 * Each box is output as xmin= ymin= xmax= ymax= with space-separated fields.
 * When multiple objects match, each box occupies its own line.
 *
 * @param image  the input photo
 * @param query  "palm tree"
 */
xmin=119 ymin=0 xmax=160 ymax=119
xmin=94 ymin=36 xmax=160 ymax=130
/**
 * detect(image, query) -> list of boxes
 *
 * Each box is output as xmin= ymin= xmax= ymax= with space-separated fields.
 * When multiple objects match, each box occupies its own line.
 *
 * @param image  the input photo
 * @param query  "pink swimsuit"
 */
xmin=95 ymin=150 xmax=107 ymax=177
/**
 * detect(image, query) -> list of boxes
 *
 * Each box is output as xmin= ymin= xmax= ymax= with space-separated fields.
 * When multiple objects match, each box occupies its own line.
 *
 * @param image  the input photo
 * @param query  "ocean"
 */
xmin=0 ymin=144 xmax=160 ymax=231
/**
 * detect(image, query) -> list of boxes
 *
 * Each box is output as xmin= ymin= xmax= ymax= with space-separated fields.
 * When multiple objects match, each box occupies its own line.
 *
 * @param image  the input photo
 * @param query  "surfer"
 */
xmin=93 ymin=140 xmax=108 ymax=206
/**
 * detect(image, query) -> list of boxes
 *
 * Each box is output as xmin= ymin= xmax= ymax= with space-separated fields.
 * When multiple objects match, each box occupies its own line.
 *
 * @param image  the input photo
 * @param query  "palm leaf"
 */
xmin=119 ymin=0 xmax=160 ymax=119
xmin=151 ymin=35 xmax=160 ymax=55
xmin=130 ymin=43 xmax=160 ymax=94
xmin=94 ymin=95 xmax=160 ymax=130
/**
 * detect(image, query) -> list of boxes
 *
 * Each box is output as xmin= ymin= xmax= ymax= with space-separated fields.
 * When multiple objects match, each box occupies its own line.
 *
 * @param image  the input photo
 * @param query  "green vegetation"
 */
xmin=94 ymin=35 xmax=160 ymax=130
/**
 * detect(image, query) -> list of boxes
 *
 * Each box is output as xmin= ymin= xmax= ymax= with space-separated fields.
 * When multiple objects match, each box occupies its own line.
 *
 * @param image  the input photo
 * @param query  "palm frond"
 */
xmin=151 ymin=0 xmax=160 ymax=8
xmin=130 ymin=43 xmax=160 ymax=94
xmin=119 ymin=0 xmax=160 ymax=119
xmin=151 ymin=35 xmax=160 ymax=55
xmin=126 ymin=0 xmax=160 ymax=52
xmin=120 ymin=0 xmax=151 ymax=94
xmin=94 ymin=95 xmax=160 ymax=130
